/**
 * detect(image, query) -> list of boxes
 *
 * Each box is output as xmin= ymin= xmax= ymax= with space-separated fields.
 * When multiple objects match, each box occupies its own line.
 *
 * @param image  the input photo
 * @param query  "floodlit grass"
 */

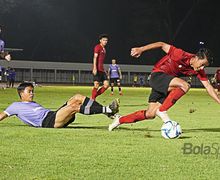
xmin=0 ymin=86 xmax=220 ymax=179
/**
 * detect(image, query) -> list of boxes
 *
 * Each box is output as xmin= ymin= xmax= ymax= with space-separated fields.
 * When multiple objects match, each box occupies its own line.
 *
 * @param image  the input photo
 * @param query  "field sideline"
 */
xmin=0 ymin=86 xmax=220 ymax=179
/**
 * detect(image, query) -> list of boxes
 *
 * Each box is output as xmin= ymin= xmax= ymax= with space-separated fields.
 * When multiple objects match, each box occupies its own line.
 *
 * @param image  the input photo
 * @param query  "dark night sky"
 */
xmin=0 ymin=0 xmax=220 ymax=66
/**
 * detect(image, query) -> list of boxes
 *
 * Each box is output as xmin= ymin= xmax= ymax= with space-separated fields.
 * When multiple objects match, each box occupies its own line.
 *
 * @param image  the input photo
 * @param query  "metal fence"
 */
xmin=0 ymin=60 xmax=218 ymax=87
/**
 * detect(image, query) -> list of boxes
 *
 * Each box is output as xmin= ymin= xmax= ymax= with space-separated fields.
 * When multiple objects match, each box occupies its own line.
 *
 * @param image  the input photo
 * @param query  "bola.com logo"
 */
xmin=182 ymin=143 xmax=220 ymax=158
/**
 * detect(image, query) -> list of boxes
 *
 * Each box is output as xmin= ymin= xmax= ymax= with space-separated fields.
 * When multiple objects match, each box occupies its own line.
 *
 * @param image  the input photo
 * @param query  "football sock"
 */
xmin=91 ymin=87 xmax=98 ymax=100
xmin=119 ymin=110 xmax=147 ymax=124
xmin=80 ymin=97 xmax=112 ymax=115
xmin=97 ymin=86 xmax=108 ymax=96
xmin=111 ymin=86 xmax=114 ymax=93
xmin=159 ymin=88 xmax=185 ymax=111
xmin=156 ymin=109 xmax=171 ymax=123
xmin=118 ymin=87 xmax=121 ymax=92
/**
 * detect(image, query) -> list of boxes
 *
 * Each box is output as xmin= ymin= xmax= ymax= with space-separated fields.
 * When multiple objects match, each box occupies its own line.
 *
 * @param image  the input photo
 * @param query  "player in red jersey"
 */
xmin=109 ymin=41 xmax=220 ymax=131
xmin=91 ymin=34 xmax=109 ymax=100
xmin=213 ymin=69 xmax=220 ymax=93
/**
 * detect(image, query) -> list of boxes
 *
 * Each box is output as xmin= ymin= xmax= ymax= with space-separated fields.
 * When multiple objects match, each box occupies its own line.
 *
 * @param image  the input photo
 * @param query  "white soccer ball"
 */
xmin=161 ymin=121 xmax=182 ymax=139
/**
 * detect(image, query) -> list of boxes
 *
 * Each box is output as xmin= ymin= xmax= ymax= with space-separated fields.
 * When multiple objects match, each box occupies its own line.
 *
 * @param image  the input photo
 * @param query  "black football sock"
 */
xmin=79 ymin=97 xmax=112 ymax=115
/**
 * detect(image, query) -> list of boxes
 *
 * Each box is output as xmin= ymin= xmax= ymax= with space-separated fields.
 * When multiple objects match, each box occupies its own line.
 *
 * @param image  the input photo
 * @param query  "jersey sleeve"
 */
xmin=94 ymin=45 xmax=100 ymax=54
xmin=4 ymin=103 xmax=18 ymax=116
xmin=197 ymin=69 xmax=208 ymax=81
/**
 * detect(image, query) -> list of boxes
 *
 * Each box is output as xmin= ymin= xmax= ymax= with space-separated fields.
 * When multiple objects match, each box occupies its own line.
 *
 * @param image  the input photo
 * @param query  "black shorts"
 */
xmin=110 ymin=78 xmax=120 ymax=84
xmin=42 ymin=103 xmax=76 ymax=128
xmin=93 ymin=71 xmax=108 ymax=82
xmin=148 ymin=72 xmax=175 ymax=104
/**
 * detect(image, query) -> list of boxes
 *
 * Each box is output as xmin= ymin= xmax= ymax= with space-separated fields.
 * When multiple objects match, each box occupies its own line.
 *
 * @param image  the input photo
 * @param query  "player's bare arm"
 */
xmin=93 ymin=53 xmax=98 ymax=75
xmin=201 ymin=80 xmax=220 ymax=104
xmin=131 ymin=42 xmax=171 ymax=58
xmin=0 ymin=112 xmax=8 ymax=121
xmin=119 ymin=69 xmax=122 ymax=79
xmin=107 ymin=68 xmax=110 ymax=79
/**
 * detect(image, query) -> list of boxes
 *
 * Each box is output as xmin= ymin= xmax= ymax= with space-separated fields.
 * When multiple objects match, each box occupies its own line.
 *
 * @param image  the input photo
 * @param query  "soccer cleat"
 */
xmin=108 ymin=114 xmax=122 ymax=131
xmin=106 ymin=98 xmax=120 ymax=119
xmin=119 ymin=92 xmax=123 ymax=96
xmin=109 ymin=98 xmax=120 ymax=114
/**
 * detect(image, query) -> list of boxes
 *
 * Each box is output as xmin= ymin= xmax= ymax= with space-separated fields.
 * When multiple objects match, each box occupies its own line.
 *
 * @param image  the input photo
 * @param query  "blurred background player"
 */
xmin=91 ymin=34 xmax=109 ymax=100
xmin=213 ymin=68 xmax=220 ymax=94
xmin=4 ymin=66 xmax=10 ymax=88
xmin=133 ymin=74 xmax=138 ymax=87
xmin=0 ymin=26 xmax=11 ymax=62
xmin=8 ymin=68 xmax=16 ymax=88
xmin=109 ymin=41 xmax=220 ymax=131
xmin=108 ymin=59 xmax=123 ymax=95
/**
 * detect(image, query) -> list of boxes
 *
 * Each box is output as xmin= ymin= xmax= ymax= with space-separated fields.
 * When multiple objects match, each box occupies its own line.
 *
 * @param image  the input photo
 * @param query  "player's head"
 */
xmin=112 ymin=59 xmax=116 ymax=64
xmin=17 ymin=82 xmax=34 ymax=101
xmin=99 ymin=34 xmax=108 ymax=46
xmin=196 ymin=48 xmax=213 ymax=64
xmin=192 ymin=48 xmax=214 ymax=71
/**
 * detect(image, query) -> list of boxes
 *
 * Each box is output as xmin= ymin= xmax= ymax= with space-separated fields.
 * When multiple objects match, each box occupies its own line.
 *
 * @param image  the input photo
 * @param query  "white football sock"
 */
xmin=156 ymin=109 xmax=171 ymax=123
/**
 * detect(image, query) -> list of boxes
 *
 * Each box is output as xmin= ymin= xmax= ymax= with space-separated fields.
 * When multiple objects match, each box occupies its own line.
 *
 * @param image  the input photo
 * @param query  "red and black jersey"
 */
xmin=215 ymin=69 xmax=220 ymax=81
xmin=152 ymin=45 xmax=208 ymax=81
xmin=94 ymin=44 xmax=106 ymax=72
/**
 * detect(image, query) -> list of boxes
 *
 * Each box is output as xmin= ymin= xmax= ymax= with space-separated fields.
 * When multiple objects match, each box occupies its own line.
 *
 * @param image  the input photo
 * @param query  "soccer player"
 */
xmin=109 ymin=41 xmax=220 ymax=131
xmin=0 ymin=26 xmax=11 ymax=61
xmin=213 ymin=69 xmax=220 ymax=93
xmin=0 ymin=82 xmax=119 ymax=128
xmin=108 ymin=59 xmax=123 ymax=95
xmin=91 ymin=34 xmax=109 ymax=100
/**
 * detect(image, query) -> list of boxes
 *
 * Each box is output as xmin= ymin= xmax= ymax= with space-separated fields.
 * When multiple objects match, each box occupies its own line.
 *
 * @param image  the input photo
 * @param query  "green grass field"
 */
xmin=0 ymin=86 xmax=220 ymax=179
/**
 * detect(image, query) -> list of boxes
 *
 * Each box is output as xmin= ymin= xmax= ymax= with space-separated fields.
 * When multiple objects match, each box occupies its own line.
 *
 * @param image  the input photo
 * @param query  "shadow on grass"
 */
xmin=121 ymin=104 xmax=147 ymax=107
xmin=183 ymin=128 xmax=220 ymax=133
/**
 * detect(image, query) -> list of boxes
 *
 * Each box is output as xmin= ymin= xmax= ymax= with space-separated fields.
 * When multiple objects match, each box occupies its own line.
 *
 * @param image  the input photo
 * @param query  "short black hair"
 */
xmin=17 ymin=82 xmax=34 ymax=98
xmin=196 ymin=48 xmax=214 ymax=65
xmin=98 ymin=34 xmax=108 ymax=40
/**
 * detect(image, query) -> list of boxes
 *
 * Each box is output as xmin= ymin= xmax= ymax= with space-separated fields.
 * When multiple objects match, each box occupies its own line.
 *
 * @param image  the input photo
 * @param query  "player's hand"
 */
xmin=131 ymin=47 xmax=142 ymax=58
xmin=5 ymin=54 xmax=11 ymax=61
xmin=93 ymin=69 xmax=97 ymax=75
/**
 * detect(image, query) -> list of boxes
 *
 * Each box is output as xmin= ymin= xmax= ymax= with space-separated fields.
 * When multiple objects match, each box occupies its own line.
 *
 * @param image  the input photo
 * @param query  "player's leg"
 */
xmin=54 ymin=94 xmax=119 ymax=128
xmin=91 ymin=81 xmax=100 ymax=100
xmin=96 ymin=72 xmax=109 ymax=97
xmin=110 ymin=81 xmax=114 ymax=95
xmin=117 ymin=79 xmax=122 ymax=95
xmin=159 ymin=77 xmax=190 ymax=112
xmin=108 ymin=102 xmax=160 ymax=131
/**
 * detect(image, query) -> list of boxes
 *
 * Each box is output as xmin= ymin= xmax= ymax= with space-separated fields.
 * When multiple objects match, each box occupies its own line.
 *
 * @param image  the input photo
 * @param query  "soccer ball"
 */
xmin=161 ymin=121 xmax=182 ymax=139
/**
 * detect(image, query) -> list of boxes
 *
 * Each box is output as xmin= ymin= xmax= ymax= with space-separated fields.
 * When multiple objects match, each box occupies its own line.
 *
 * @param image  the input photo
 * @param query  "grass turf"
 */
xmin=0 ymin=86 xmax=220 ymax=179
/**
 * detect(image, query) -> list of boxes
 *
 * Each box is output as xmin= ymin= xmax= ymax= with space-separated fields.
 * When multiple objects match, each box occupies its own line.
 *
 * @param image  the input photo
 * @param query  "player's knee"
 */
xmin=69 ymin=94 xmax=85 ymax=104
xmin=103 ymin=82 xmax=109 ymax=89
xmin=180 ymin=81 xmax=190 ymax=92
xmin=73 ymin=94 xmax=84 ymax=100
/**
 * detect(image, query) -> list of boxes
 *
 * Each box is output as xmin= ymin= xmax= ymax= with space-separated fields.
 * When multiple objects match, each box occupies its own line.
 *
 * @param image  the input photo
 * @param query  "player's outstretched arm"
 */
xmin=130 ymin=42 xmax=171 ymax=58
xmin=0 ymin=112 xmax=8 ymax=122
xmin=201 ymin=80 xmax=220 ymax=104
